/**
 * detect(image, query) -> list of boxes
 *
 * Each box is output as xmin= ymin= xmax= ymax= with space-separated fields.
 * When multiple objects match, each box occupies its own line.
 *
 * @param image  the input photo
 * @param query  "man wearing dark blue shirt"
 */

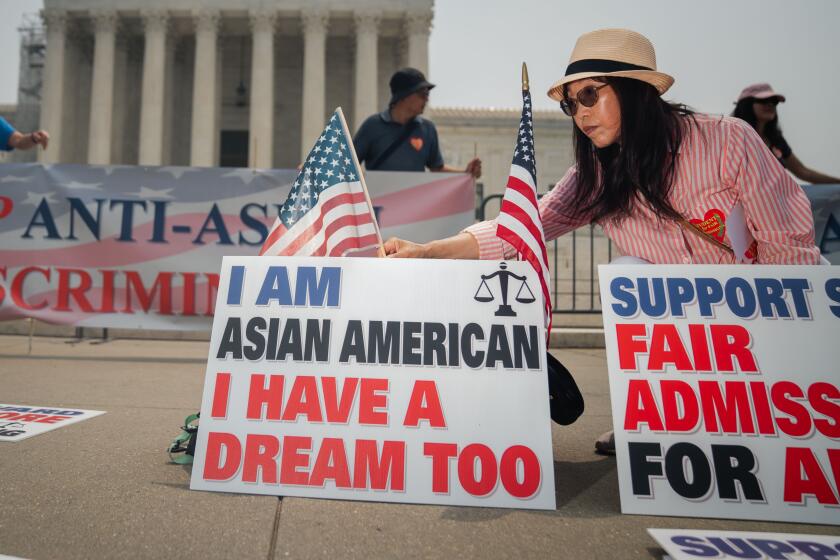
xmin=0 ymin=117 xmax=50 ymax=152
xmin=353 ymin=68 xmax=481 ymax=178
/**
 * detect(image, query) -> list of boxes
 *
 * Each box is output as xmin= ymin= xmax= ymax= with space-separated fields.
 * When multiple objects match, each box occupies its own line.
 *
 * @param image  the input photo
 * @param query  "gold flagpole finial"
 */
xmin=521 ymin=62 xmax=530 ymax=92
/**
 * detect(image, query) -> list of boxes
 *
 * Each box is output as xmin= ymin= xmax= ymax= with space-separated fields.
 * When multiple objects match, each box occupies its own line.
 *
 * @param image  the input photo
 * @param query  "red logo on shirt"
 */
xmin=690 ymin=208 xmax=726 ymax=242
xmin=409 ymin=137 xmax=424 ymax=152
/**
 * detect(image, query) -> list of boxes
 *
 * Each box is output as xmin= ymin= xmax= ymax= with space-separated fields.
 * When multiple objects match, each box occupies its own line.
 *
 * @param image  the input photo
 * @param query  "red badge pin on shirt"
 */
xmin=690 ymin=208 xmax=727 ymax=242
xmin=409 ymin=137 xmax=424 ymax=151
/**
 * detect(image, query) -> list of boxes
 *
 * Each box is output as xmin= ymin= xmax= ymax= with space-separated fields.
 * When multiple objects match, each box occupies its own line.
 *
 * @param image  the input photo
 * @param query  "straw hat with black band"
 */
xmin=547 ymin=28 xmax=674 ymax=102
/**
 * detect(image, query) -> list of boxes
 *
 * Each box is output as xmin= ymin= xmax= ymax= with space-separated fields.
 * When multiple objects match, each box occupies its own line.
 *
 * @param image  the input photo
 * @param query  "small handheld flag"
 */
xmin=495 ymin=63 xmax=553 ymax=336
xmin=260 ymin=108 xmax=382 ymax=257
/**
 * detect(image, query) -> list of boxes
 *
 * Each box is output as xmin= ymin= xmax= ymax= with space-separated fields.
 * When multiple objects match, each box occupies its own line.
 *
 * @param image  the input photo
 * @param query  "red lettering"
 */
xmin=616 ymin=323 xmax=647 ymax=370
xmin=359 ymin=378 xmax=388 ymax=425
xmin=698 ymin=381 xmax=755 ymax=434
xmin=37 ymin=415 xmax=71 ymax=424
xmin=282 ymin=376 xmax=323 ymax=422
xmin=99 ymin=269 xmax=117 ymax=313
xmin=205 ymin=272 xmax=220 ymax=316
xmin=279 ymin=435 xmax=311 ymax=486
xmin=12 ymin=266 xmax=51 ymax=310
xmin=499 ymin=445 xmax=540 ymax=499
xmin=203 ymin=432 xmax=242 ymax=481
xmin=648 ymin=325 xmax=693 ymax=371
xmin=458 ymin=444 xmax=497 ymax=496
xmin=749 ymin=381 xmax=777 ymax=435
xmin=123 ymin=270 xmax=173 ymax=314
xmin=809 ymin=382 xmax=840 ymax=438
xmin=181 ymin=272 xmax=197 ymax=316
xmin=353 ymin=439 xmax=405 ymax=491
xmin=403 ymin=380 xmax=446 ymax=428
xmin=310 ymin=438 xmax=351 ymax=488
xmin=211 ymin=372 xmax=231 ymax=418
xmin=624 ymin=379 xmax=664 ymax=431
xmin=242 ymin=434 xmax=279 ymax=484
xmin=784 ymin=447 xmax=839 ymax=505
xmin=687 ymin=324 xmax=712 ymax=372
xmin=321 ymin=377 xmax=358 ymax=423
xmin=772 ymin=381 xmax=812 ymax=437
xmin=661 ymin=380 xmax=699 ymax=432
xmin=424 ymin=442 xmax=458 ymax=493
xmin=709 ymin=325 xmax=758 ymax=373
xmin=246 ymin=374 xmax=284 ymax=420
xmin=55 ymin=268 xmax=95 ymax=312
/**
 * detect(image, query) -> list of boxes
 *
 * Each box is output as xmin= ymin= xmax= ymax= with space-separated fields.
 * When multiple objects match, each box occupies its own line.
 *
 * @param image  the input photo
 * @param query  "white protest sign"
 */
xmin=190 ymin=256 xmax=556 ymax=510
xmin=0 ymin=404 xmax=105 ymax=442
xmin=599 ymin=265 xmax=840 ymax=525
xmin=648 ymin=528 xmax=840 ymax=560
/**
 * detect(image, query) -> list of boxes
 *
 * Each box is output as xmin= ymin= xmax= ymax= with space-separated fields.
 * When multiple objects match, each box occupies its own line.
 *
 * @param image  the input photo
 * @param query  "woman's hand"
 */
xmin=380 ymin=237 xmax=428 ymax=258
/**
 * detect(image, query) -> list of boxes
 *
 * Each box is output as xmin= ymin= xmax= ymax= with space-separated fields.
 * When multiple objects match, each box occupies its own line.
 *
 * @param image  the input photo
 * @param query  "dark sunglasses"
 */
xmin=560 ymin=83 xmax=610 ymax=116
xmin=755 ymin=97 xmax=780 ymax=106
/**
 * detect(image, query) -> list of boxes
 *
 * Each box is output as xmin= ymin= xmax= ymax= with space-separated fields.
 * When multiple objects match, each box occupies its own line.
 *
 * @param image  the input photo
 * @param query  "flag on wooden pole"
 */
xmin=495 ymin=64 xmax=553 ymax=335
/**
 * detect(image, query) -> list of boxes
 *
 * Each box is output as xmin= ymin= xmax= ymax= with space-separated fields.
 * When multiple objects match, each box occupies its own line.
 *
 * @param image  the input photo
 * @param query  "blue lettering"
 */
xmin=22 ymin=199 xmax=61 ymax=240
xmin=67 ymin=197 xmax=104 ymax=241
xmin=109 ymin=199 xmax=148 ymax=242
xmin=238 ymin=203 xmax=269 ymax=246
xmin=671 ymin=536 xmax=718 ymax=557
xmin=150 ymin=200 xmax=169 ymax=243
xmin=826 ymin=278 xmax=840 ymax=319
xmin=638 ymin=277 xmax=667 ymax=317
xmin=695 ymin=278 xmax=723 ymax=317
xmin=725 ymin=278 xmax=756 ymax=318
xmin=256 ymin=266 xmax=293 ymax=305
xmin=666 ymin=277 xmax=695 ymax=317
xmin=754 ymin=278 xmax=790 ymax=318
xmin=294 ymin=267 xmax=340 ymax=307
xmin=193 ymin=204 xmax=233 ymax=245
xmin=819 ymin=213 xmax=840 ymax=254
xmin=782 ymin=278 xmax=812 ymax=318
xmin=610 ymin=277 xmax=637 ymax=317
xmin=227 ymin=266 xmax=245 ymax=306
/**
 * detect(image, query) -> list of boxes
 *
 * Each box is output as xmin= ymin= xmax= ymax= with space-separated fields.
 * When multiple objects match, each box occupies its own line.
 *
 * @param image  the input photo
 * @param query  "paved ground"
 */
xmin=0 ymin=335 xmax=835 ymax=560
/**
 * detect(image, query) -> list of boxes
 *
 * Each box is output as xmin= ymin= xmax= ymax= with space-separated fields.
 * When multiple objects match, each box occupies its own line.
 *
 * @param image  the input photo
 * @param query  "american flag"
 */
xmin=495 ymin=87 xmax=553 ymax=334
xmin=260 ymin=109 xmax=381 ymax=257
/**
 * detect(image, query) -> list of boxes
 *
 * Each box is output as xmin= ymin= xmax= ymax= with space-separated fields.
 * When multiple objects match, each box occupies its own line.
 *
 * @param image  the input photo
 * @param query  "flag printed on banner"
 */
xmin=495 ymin=78 xmax=553 ymax=333
xmin=260 ymin=109 xmax=381 ymax=257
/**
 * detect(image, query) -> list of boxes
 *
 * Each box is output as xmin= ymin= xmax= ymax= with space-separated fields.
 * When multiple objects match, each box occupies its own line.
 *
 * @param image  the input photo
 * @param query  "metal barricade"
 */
xmin=477 ymin=193 xmax=612 ymax=314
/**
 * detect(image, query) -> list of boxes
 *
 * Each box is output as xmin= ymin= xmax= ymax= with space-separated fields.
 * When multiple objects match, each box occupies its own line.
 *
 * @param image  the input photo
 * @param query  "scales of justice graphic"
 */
xmin=474 ymin=262 xmax=536 ymax=317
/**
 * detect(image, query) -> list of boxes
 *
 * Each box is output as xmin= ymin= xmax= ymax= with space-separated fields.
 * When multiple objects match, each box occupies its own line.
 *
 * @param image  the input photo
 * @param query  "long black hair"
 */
xmin=567 ymin=77 xmax=694 ymax=224
xmin=732 ymin=98 xmax=783 ymax=147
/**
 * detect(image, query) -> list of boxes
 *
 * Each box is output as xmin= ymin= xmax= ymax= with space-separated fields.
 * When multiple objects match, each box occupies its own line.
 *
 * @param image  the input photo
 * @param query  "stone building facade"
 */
xmin=35 ymin=0 xmax=435 ymax=168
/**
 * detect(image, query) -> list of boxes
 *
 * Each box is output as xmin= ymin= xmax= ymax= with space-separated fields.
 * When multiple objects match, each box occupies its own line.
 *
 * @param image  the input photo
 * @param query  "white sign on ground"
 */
xmin=599 ymin=265 xmax=840 ymax=525
xmin=0 ymin=404 xmax=105 ymax=442
xmin=648 ymin=528 xmax=840 ymax=560
xmin=190 ymin=256 xmax=556 ymax=510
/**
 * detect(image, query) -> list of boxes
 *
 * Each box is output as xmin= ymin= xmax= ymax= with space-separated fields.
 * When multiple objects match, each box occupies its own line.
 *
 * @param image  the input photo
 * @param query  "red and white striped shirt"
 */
xmin=467 ymin=114 xmax=821 ymax=265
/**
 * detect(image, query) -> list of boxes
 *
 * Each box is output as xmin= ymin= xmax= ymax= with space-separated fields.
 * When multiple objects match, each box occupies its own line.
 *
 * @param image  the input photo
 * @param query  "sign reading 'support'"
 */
xmin=599 ymin=265 xmax=840 ymax=525
xmin=190 ymin=256 xmax=556 ymax=510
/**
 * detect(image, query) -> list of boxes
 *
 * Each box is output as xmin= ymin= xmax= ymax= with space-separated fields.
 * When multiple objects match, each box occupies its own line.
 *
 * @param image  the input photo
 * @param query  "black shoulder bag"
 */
xmin=367 ymin=120 xmax=420 ymax=170
xmin=546 ymin=352 xmax=585 ymax=425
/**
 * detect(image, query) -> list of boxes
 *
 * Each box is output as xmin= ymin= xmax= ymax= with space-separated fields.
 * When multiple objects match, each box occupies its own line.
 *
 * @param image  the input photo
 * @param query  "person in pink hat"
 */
xmin=733 ymin=83 xmax=840 ymax=184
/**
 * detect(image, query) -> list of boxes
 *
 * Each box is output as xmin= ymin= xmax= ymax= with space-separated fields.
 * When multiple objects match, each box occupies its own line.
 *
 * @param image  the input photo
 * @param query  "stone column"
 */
xmin=39 ymin=9 xmax=67 ymax=163
xmin=138 ymin=10 xmax=168 ymax=165
xmin=249 ymin=9 xmax=276 ymax=169
xmin=87 ymin=10 xmax=118 ymax=165
xmin=300 ymin=9 xmax=329 ymax=161
xmin=189 ymin=9 xmax=219 ymax=167
xmin=353 ymin=12 xmax=380 ymax=131
xmin=405 ymin=11 xmax=432 ymax=76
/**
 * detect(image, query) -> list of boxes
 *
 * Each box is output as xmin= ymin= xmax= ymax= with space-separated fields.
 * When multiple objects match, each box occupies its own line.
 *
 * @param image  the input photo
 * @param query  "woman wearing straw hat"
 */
xmin=732 ymin=83 xmax=840 ymax=184
xmin=381 ymin=29 xmax=822 ymax=453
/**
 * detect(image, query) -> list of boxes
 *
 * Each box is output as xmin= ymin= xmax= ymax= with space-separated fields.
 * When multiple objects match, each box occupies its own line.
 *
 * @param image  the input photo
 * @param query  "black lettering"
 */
xmin=216 ymin=317 xmax=243 ymax=359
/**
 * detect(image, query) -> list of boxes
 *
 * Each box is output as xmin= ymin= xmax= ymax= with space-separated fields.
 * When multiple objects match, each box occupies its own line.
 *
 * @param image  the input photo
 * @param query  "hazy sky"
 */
xmin=2 ymin=0 xmax=839 ymax=176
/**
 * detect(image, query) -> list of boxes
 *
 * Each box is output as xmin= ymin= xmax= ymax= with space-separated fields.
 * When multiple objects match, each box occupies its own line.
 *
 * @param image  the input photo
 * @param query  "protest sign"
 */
xmin=0 ymin=164 xmax=474 ymax=330
xmin=648 ymin=528 xmax=840 ymax=560
xmin=0 ymin=404 xmax=105 ymax=442
xmin=599 ymin=265 xmax=840 ymax=525
xmin=190 ymin=256 xmax=556 ymax=509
